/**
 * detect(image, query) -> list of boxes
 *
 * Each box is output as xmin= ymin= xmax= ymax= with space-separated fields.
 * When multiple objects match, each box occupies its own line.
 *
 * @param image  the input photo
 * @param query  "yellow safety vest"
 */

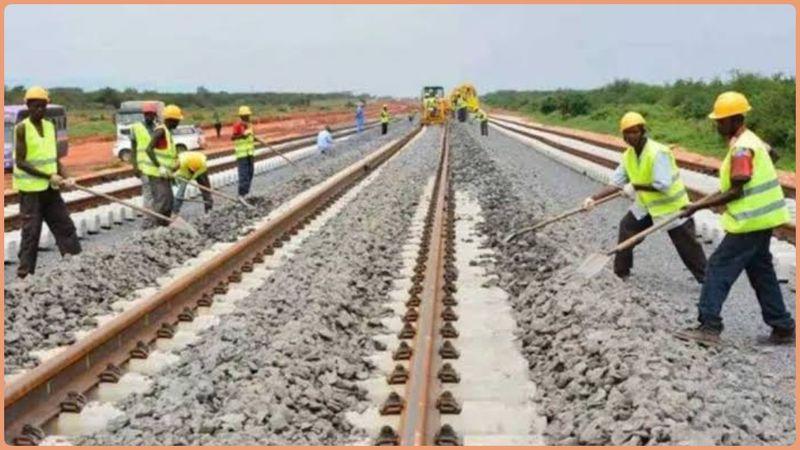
xmin=132 ymin=121 xmax=154 ymax=172
xmin=622 ymin=139 xmax=689 ymax=218
xmin=139 ymin=124 xmax=177 ymax=178
xmin=234 ymin=123 xmax=255 ymax=159
xmin=380 ymin=110 xmax=390 ymax=124
xmin=13 ymin=118 xmax=58 ymax=193
xmin=175 ymin=151 xmax=207 ymax=181
xmin=719 ymin=129 xmax=790 ymax=233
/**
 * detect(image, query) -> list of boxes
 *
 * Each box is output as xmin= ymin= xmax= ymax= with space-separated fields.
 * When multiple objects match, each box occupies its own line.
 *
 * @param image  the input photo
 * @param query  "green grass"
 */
xmin=513 ymin=103 xmax=795 ymax=172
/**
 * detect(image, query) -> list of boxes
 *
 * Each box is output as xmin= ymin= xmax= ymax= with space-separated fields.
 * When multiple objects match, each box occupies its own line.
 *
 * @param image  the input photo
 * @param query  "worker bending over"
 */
xmin=13 ymin=86 xmax=81 ymax=278
xmin=140 ymin=104 xmax=182 ymax=227
xmin=583 ymin=112 xmax=707 ymax=282
xmin=131 ymin=102 xmax=159 ymax=211
xmin=172 ymin=151 xmax=213 ymax=214
xmin=317 ymin=126 xmax=334 ymax=155
xmin=675 ymin=92 xmax=794 ymax=346
xmin=475 ymin=109 xmax=489 ymax=136
xmin=231 ymin=105 xmax=269 ymax=199
xmin=380 ymin=105 xmax=390 ymax=135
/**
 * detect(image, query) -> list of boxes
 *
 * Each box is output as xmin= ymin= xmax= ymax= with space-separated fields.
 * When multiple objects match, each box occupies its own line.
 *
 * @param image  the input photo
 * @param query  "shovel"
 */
xmin=575 ymin=192 xmax=716 ymax=279
xmin=505 ymin=191 xmax=623 ymax=243
xmin=69 ymin=182 xmax=197 ymax=235
xmin=257 ymin=137 xmax=316 ymax=177
xmin=174 ymin=175 xmax=255 ymax=209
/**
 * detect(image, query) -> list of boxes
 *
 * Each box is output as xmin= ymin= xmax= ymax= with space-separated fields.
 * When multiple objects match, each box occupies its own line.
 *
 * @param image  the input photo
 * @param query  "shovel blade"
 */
xmin=575 ymin=252 xmax=611 ymax=279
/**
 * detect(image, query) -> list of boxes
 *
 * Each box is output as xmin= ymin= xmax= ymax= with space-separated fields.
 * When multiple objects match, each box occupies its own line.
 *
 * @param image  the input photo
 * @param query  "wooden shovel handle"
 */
xmin=71 ymin=182 xmax=173 ymax=222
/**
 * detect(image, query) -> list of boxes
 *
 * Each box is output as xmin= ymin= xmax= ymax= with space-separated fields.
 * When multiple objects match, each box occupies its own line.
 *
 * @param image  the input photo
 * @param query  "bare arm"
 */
xmin=145 ymin=127 xmax=165 ymax=168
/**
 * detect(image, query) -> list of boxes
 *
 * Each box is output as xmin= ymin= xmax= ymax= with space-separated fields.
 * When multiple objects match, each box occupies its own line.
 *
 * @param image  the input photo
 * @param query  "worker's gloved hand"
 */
xmin=49 ymin=174 xmax=64 ymax=189
xmin=623 ymin=183 xmax=637 ymax=199
xmin=158 ymin=166 xmax=171 ymax=178
xmin=62 ymin=177 xmax=76 ymax=188
xmin=582 ymin=197 xmax=596 ymax=211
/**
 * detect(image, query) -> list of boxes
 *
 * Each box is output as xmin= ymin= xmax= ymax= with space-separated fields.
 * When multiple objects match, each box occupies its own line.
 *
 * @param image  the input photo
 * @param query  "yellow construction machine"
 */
xmin=421 ymin=86 xmax=448 ymax=125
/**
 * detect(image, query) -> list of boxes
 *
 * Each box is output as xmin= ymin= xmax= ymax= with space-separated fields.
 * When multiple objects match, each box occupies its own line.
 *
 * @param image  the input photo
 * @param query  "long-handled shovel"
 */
xmin=504 ymin=191 xmax=624 ymax=243
xmin=575 ymin=192 xmax=716 ymax=279
xmin=70 ymin=182 xmax=197 ymax=235
xmin=256 ymin=137 xmax=316 ymax=178
xmin=174 ymin=175 xmax=255 ymax=209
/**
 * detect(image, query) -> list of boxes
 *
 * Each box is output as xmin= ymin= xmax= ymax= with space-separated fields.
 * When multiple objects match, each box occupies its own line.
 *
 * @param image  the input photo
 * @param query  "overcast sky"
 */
xmin=4 ymin=4 xmax=795 ymax=97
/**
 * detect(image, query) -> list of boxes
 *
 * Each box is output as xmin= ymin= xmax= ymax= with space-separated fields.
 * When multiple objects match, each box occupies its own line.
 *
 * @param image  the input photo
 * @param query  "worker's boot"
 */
xmin=758 ymin=327 xmax=795 ymax=346
xmin=674 ymin=324 xmax=721 ymax=346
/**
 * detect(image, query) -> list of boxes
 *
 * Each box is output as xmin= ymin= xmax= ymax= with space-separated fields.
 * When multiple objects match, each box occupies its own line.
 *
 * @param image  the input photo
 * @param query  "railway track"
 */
xmin=373 ymin=126 xmax=459 ymax=445
xmin=3 ymin=125 xmax=421 ymax=445
xmin=489 ymin=115 xmax=797 ymax=244
xmin=3 ymin=122 xmax=379 ymax=232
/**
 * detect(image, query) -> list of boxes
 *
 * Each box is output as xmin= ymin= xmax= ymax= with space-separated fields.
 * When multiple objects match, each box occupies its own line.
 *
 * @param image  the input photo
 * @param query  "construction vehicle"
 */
xmin=421 ymin=86 xmax=448 ymax=125
xmin=449 ymin=83 xmax=480 ymax=113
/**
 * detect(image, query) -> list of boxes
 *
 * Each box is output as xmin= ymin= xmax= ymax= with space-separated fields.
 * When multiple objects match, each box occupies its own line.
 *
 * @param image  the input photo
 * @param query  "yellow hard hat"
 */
xmin=186 ymin=152 xmax=205 ymax=172
xmin=619 ymin=111 xmax=646 ymax=131
xmin=238 ymin=105 xmax=252 ymax=116
xmin=163 ymin=104 xmax=183 ymax=120
xmin=708 ymin=91 xmax=751 ymax=120
xmin=24 ymin=86 xmax=49 ymax=102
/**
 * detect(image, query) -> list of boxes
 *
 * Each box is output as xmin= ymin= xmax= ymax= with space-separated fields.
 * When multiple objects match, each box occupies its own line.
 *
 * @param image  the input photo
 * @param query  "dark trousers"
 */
xmin=145 ymin=176 xmax=174 ymax=228
xmin=18 ymin=188 xmax=81 ymax=277
xmin=214 ymin=123 xmax=222 ymax=138
xmin=457 ymin=108 xmax=467 ymax=122
xmin=480 ymin=121 xmax=489 ymax=136
xmin=698 ymin=229 xmax=794 ymax=333
xmin=173 ymin=173 xmax=213 ymax=214
xmin=237 ymin=156 xmax=255 ymax=197
xmin=381 ymin=122 xmax=388 ymax=135
xmin=615 ymin=212 xmax=707 ymax=283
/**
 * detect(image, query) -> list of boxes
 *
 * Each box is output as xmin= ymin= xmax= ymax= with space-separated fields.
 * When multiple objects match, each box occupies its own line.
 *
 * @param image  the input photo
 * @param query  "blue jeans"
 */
xmin=237 ymin=157 xmax=254 ymax=197
xmin=356 ymin=117 xmax=364 ymax=133
xmin=698 ymin=229 xmax=794 ymax=332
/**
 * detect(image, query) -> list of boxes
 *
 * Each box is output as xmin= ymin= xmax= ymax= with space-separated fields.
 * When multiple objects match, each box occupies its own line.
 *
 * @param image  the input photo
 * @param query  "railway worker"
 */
xmin=213 ymin=111 xmax=222 ymax=138
xmin=317 ymin=125 xmax=334 ymax=155
xmin=675 ymin=92 xmax=794 ymax=346
xmin=475 ymin=108 xmax=489 ymax=136
xmin=131 ymin=102 xmax=160 ymax=212
xmin=172 ymin=150 xmax=213 ymax=214
xmin=355 ymin=102 xmax=365 ymax=133
xmin=582 ymin=112 xmax=707 ymax=283
xmin=231 ymin=105 xmax=269 ymax=199
xmin=13 ymin=86 xmax=81 ymax=279
xmin=380 ymin=105 xmax=390 ymax=135
xmin=140 ymin=104 xmax=182 ymax=227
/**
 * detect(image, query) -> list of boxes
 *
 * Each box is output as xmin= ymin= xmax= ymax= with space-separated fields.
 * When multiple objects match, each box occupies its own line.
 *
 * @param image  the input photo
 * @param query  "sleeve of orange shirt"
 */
xmin=232 ymin=122 xmax=245 ymax=138
xmin=730 ymin=147 xmax=754 ymax=184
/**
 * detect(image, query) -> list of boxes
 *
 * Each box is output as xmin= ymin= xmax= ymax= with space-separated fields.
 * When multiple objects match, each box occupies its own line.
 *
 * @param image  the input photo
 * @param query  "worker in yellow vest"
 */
xmin=12 ymin=86 xmax=81 ymax=278
xmin=140 ymin=104 xmax=182 ymax=227
xmin=231 ymin=106 xmax=268 ymax=199
xmin=172 ymin=151 xmax=212 ymax=214
xmin=583 ymin=112 xmax=707 ymax=283
xmin=474 ymin=109 xmax=489 ymax=136
xmin=380 ymin=105 xmax=390 ymax=135
xmin=130 ymin=102 xmax=159 ymax=212
xmin=675 ymin=92 xmax=794 ymax=346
